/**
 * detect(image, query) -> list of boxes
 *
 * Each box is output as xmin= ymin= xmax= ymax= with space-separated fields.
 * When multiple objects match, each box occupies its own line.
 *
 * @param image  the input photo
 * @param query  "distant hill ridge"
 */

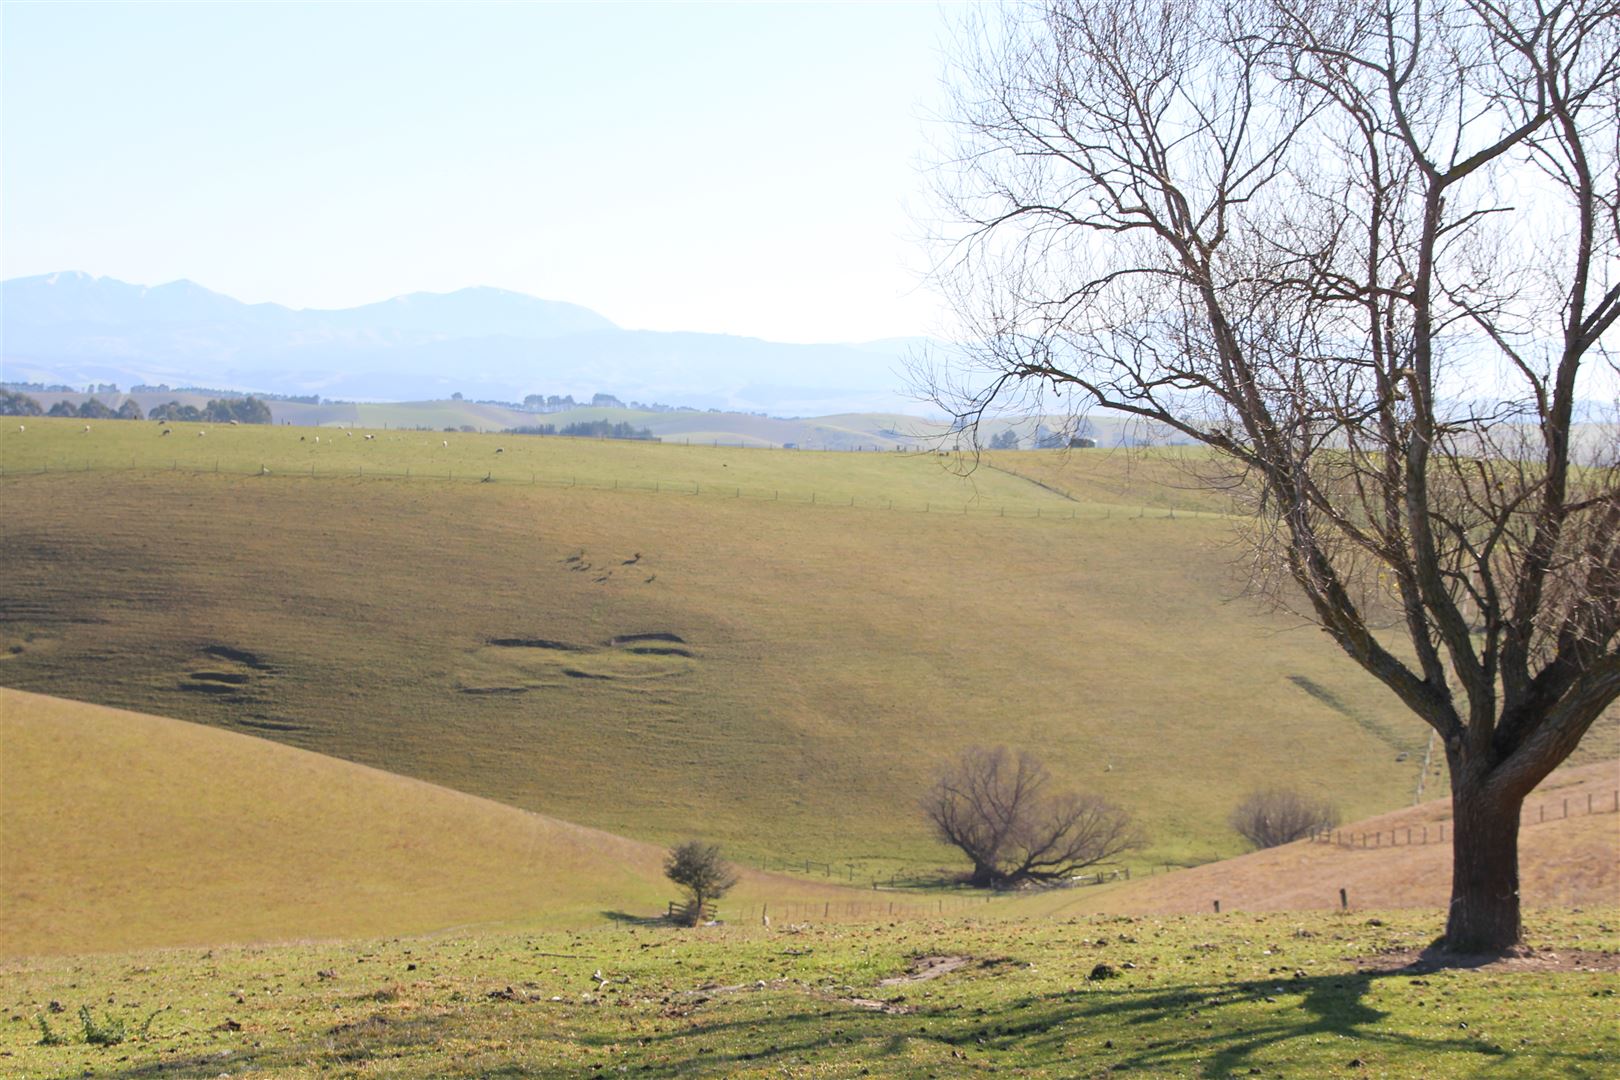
xmin=1 ymin=271 xmax=922 ymax=415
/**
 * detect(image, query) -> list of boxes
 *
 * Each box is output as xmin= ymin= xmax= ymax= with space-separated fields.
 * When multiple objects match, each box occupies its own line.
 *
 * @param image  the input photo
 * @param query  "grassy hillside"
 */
xmin=1013 ymin=760 xmax=1620 ymax=920
xmin=0 ymin=689 xmax=895 ymax=958
xmin=2 ymin=419 xmax=1613 ymax=881
xmin=3 ymin=908 xmax=1616 ymax=1077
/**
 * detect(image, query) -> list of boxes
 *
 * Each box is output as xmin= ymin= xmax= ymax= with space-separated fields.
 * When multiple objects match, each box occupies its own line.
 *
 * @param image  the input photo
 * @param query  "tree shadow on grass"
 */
xmin=569 ymin=964 xmax=1609 ymax=1078
xmin=600 ymin=909 xmax=672 ymax=927
xmin=105 ymin=1010 xmax=459 ymax=1079
xmin=954 ymin=966 xmax=1605 ymax=1077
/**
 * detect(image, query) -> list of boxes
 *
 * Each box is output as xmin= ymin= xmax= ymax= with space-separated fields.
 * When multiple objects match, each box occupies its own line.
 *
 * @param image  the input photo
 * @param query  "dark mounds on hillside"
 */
xmin=487 ymin=638 xmax=580 ymax=651
xmin=610 ymin=632 xmax=687 ymax=646
xmin=201 ymin=644 xmax=274 ymax=670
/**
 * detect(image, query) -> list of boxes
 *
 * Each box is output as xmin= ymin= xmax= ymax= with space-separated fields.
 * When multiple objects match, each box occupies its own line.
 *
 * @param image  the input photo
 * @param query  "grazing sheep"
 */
xmin=364 ymin=433 xmax=376 ymax=441
xmin=16 ymin=425 xmax=23 ymax=433
xmin=345 ymin=430 xmax=352 ymax=437
xmin=442 ymin=440 xmax=449 ymax=448
xmin=82 ymin=424 xmax=91 ymax=432
xmin=495 ymin=447 xmax=504 ymax=453
xmin=299 ymin=436 xmax=305 ymax=441
xmin=161 ymin=428 xmax=171 ymax=436
xmin=198 ymin=430 xmax=207 ymax=437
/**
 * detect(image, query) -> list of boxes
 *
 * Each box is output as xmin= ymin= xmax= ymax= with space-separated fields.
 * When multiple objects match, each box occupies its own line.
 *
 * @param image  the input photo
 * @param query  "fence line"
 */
xmin=0 ymin=459 xmax=1215 ymax=524
xmin=1308 ymin=788 xmax=1619 ymax=850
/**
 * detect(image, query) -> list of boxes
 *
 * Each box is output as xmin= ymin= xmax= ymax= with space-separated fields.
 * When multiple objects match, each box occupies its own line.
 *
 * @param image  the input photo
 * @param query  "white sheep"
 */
xmin=442 ymin=440 xmax=449 ymax=448
xmin=82 ymin=424 xmax=91 ymax=432
xmin=198 ymin=430 xmax=207 ymax=437
xmin=364 ymin=433 xmax=376 ymax=440
xmin=16 ymin=425 xmax=23 ymax=433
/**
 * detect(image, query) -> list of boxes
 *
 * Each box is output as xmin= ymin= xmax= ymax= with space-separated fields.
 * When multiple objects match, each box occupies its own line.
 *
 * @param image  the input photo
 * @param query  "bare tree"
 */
xmin=928 ymin=0 xmax=1618 ymax=950
xmin=1231 ymin=788 xmax=1341 ymax=848
xmin=923 ymin=746 xmax=1142 ymax=887
xmin=663 ymin=840 xmax=739 ymax=926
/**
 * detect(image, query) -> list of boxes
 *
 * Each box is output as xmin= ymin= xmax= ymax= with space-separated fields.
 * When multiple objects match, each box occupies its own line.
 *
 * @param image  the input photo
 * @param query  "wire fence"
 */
xmin=0 ymin=458 xmax=1220 ymax=523
xmin=1307 ymin=788 xmax=1619 ymax=849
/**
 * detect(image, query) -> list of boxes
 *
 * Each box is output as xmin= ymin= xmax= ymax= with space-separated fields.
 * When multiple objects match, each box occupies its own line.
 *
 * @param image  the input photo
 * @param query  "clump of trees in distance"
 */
xmin=1230 ymin=789 xmax=1340 ymax=849
xmin=148 ymin=397 xmax=272 ymax=424
xmin=663 ymin=840 xmax=739 ymax=926
xmin=1 ymin=389 xmax=45 ymax=416
xmin=923 ymin=746 xmax=1142 ymax=889
xmin=505 ymin=420 xmax=657 ymax=441
xmin=43 ymin=397 xmax=142 ymax=420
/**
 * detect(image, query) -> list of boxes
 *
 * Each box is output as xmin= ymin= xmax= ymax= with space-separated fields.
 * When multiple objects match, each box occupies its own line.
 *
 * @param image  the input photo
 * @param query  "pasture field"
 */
xmin=2 ymin=908 xmax=1615 ymax=1078
xmin=2 ymin=418 xmax=1615 ymax=881
xmin=0 ymin=690 xmax=898 ymax=958
xmin=0 ymin=416 xmax=1204 ymax=518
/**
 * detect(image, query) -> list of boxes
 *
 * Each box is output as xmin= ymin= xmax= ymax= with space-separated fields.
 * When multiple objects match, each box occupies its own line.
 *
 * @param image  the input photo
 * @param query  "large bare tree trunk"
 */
xmin=1444 ymin=772 xmax=1525 ymax=953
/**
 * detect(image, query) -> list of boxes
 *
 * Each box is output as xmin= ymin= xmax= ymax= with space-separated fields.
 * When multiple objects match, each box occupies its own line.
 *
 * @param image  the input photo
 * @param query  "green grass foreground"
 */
xmin=3 ymin=909 xmax=1614 ymax=1078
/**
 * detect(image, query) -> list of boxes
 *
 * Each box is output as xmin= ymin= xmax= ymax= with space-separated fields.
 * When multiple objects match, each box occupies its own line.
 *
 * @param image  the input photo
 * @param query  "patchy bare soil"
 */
xmin=877 ymin=954 xmax=973 ymax=985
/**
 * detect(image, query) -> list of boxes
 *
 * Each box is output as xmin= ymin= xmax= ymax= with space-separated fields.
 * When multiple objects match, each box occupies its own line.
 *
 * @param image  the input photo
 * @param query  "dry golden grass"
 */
xmin=1019 ymin=760 xmax=1620 ymax=918
xmin=0 ymin=689 xmax=868 ymax=957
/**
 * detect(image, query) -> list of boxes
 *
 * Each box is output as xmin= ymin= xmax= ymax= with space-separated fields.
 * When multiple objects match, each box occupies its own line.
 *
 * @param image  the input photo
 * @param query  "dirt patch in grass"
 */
xmin=878 ymin=954 xmax=973 ymax=985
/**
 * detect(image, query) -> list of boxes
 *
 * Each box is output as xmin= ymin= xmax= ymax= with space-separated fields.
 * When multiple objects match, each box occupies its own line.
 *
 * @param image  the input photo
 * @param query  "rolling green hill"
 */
xmin=2 ymin=418 xmax=1614 ymax=882
xmin=0 ymin=689 xmax=878 ymax=957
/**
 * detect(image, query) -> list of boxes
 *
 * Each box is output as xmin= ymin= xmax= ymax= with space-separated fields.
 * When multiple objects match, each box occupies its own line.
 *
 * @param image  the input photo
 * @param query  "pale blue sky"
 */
xmin=1 ymin=1 xmax=960 ymax=342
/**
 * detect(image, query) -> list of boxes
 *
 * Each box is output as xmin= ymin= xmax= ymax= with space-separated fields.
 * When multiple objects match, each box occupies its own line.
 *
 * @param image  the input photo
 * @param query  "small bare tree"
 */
xmin=923 ymin=746 xmax=1142 ymax=887
xmin=928 ymin=0 xmax=1619 ymax=951
xmin=1231 ymin=788 xmax=1341 ymax=849
xmin=663 ymin=840 xmax=738 ymax=926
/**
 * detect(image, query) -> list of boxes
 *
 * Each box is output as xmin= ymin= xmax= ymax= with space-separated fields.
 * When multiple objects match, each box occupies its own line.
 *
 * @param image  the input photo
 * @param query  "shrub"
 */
xmin=923 ymin=746 xmax=1142 ymax=888
xmin=1230 ymin=788 xmax=1340 ymax=849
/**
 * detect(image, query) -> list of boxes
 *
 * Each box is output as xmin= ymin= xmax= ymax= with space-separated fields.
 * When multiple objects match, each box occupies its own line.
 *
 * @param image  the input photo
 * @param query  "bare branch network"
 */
xmin=926 ymin=0 xmax=1618 ymax=951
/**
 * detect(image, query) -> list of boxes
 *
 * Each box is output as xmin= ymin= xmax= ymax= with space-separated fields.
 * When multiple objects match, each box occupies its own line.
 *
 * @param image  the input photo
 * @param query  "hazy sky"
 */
xmin=1 ymin=1 xmax=961 ymax=343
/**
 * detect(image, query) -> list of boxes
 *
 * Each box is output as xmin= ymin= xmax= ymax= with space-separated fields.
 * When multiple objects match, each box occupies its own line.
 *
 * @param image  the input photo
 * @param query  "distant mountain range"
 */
xmin=0 ymin=272 xmax=930 ymax=414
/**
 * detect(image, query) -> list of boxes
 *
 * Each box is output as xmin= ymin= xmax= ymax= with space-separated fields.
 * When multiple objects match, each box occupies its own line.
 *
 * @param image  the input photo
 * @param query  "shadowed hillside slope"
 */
xmin=0 ymin=689 xmax=861 ymax=957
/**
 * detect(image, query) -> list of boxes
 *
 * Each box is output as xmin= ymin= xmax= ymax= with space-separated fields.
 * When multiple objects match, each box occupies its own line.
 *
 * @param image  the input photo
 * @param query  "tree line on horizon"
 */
xmin=0 ymin=389 xmax=272 ymax=424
